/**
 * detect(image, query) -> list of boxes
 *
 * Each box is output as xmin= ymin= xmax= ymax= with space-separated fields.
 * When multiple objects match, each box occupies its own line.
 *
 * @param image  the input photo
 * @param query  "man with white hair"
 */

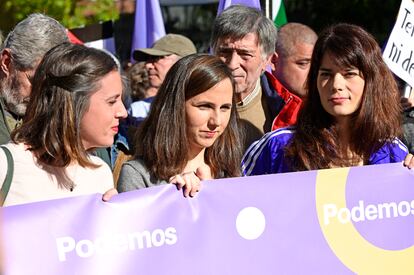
xmin=0 ymin=14 xmax=69 ymax=144
xmin=211 ymin=5 xmax=302 ymax=149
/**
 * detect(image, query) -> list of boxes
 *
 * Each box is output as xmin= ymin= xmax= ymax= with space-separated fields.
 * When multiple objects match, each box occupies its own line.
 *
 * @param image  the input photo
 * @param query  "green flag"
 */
xmin=273 ymin=0 xmax=287 ymax=27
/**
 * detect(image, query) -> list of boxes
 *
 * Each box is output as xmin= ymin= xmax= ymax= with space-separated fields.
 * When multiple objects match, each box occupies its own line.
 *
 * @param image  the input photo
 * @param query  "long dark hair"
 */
xmin=12 ymin=43 xmax=118 ymax=188
xmin=135 ymin=53 xmax=243 ymax=180
xmin=285 ymin=23 xmax=401 ymax=170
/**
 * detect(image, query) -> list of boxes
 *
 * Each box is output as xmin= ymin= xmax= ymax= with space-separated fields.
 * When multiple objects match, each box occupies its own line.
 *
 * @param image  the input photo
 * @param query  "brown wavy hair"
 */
xmin=135 ymin=54 xmax=243 ymax=180
xmin=12 ymin=43 xmax=118 ymax=189
xmin=285 ymin=23 xmax=401 ymax=170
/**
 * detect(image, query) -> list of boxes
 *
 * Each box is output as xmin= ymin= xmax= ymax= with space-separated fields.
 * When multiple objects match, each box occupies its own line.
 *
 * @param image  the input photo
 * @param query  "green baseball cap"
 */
xmin=133 ymin=34 xmax=197 ymax=61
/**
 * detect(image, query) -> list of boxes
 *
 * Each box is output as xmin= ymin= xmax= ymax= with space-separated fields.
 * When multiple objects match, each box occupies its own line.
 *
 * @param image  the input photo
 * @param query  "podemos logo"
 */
xmin=56 ymin=227 xmax=177 ymax=261
xmin=323 ymin=199 xmax=414 ymax=225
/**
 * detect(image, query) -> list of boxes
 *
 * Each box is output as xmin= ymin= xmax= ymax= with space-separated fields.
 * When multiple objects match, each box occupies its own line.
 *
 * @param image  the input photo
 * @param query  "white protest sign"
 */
xmin=383 ymin=0 xmax=414 ymax=87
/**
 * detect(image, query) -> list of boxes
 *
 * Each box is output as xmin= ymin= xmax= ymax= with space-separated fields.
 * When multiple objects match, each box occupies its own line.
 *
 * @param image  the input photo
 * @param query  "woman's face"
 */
xmin=185 ymin=77 xmax=233 ymax=154
xmin=80 ymin=70 xmax=127 ymax=150
xmin=317 ymin=52 xmax=365 ymax=120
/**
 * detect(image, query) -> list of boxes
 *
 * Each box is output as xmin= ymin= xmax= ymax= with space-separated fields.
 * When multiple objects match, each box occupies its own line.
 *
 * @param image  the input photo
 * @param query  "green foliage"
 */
xmin=0 ymin=0 xmax=119 ymax=34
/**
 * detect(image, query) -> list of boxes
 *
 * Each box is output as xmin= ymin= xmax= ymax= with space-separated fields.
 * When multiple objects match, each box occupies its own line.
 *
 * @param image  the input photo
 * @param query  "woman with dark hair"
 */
xmin=0 ymin=43 xmax=127 ymax=206
xmin=242 ymin=23 xmax=410 ymax=175
xmin=117 ymin=54 xmax=243 ymax=197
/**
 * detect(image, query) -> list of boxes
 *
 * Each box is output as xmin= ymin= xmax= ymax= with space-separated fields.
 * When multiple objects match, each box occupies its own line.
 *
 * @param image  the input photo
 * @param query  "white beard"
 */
xmin=1 ymin=73 xmax=27 ymax=117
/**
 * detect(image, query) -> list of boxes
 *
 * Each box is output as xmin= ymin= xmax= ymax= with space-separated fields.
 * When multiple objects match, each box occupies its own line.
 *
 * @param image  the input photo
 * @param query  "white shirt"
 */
xmin=0 ymin=143 xmax=114 ymax=206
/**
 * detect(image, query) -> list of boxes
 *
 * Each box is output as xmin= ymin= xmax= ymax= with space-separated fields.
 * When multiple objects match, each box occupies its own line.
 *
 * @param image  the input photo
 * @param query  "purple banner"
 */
xmin=2 ymin=163 xmax=414 ymax=274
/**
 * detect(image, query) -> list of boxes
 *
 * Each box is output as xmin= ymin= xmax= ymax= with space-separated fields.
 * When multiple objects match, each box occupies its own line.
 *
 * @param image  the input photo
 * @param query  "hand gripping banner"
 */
xmin=2 ymin=163 xmax=414 ymax=274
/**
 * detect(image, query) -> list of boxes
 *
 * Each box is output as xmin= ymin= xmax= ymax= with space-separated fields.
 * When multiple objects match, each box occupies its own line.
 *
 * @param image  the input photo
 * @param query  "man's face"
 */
xmin=273 ymin=42 xmax=314 ymax=98
xmin=215 ymin=33 xmax=270 ymax=102
xmin=1 ymin=63 xmax=34 ymax=116
xmin=145 ymin=54 xmax=179 ymax=89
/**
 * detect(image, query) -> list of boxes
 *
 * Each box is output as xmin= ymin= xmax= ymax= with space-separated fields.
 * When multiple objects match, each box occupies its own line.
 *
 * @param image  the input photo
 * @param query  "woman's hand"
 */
xmin=169 ymin=165 xmax=212 ymax=198
xmin=102 ymin=188 xmax=118 ymax=202
xmin=401 ymin=97 xmax=414 ymax=111
xmin=401 ymin=87 xmax=414 ymax=111
xmin=169 ymin=172 xmax=201 ymax=198
xmin=403 ymin=153 xmax=414 ymax=169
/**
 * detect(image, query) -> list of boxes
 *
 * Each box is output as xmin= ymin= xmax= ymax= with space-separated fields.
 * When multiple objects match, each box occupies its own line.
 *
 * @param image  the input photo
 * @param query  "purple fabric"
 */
xmin=217 ymin=0 xmax=261 ymax=15
xmin=130 ymin=0 xmax=166 ymax=61
xmin=346 ymin=164 xmax=414 ymax=250
xmin=2 ymin=163 xmax=413 ymax=274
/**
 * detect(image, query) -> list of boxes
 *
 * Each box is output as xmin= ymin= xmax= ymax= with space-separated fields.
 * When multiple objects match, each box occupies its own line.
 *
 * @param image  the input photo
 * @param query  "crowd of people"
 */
xmin=1 ymin=6 xmax=414 ymax=208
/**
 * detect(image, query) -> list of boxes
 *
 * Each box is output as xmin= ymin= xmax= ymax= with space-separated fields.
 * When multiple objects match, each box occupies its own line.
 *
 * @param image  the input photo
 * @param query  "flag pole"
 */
xmin=265 ymin=0 xmax=270 ymax=18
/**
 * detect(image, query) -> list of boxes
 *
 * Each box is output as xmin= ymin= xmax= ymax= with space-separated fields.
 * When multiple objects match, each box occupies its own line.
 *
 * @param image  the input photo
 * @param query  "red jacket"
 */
xmin=261 ymin=72 xmax=302 ymax=131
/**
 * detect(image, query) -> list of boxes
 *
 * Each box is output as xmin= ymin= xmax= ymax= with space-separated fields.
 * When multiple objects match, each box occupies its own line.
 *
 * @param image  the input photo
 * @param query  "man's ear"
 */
xmin=261 ymin=52 xmax=275 ymax=73
xmin=0 ymin=49 xmax=12 ymax=77
xmin=270 ymin=52 xmax=279 ymax=72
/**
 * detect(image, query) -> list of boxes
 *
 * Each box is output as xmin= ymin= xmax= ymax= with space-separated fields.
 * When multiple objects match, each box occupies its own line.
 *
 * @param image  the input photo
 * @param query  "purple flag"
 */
xmin=217 ymin=0 xmax=261 ymax=15
xmin=2 ymin=163 xmax=414 ymax=274
xmin=131 ymin=0 xmax=166 ymax=60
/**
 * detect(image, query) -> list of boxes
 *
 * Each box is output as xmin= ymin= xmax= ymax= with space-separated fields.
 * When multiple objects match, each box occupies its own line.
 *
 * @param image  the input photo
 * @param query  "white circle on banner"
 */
xmin=236 ymin=207 xmax=266 ymax=240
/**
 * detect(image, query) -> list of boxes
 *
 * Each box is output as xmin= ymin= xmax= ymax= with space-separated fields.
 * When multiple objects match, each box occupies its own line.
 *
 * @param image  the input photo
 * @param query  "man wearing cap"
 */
xmin=129 ymin=34 xmax=196 ymax=119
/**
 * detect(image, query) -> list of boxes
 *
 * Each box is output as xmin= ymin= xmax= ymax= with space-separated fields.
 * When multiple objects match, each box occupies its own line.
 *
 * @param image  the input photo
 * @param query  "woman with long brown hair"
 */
xmin=117 ymin=54 xmax=243 ymax=197
xmin=0 ymin=43 xmax=127 ymax=206
xmin=242 ymin=23 xmax=409 ymax=175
